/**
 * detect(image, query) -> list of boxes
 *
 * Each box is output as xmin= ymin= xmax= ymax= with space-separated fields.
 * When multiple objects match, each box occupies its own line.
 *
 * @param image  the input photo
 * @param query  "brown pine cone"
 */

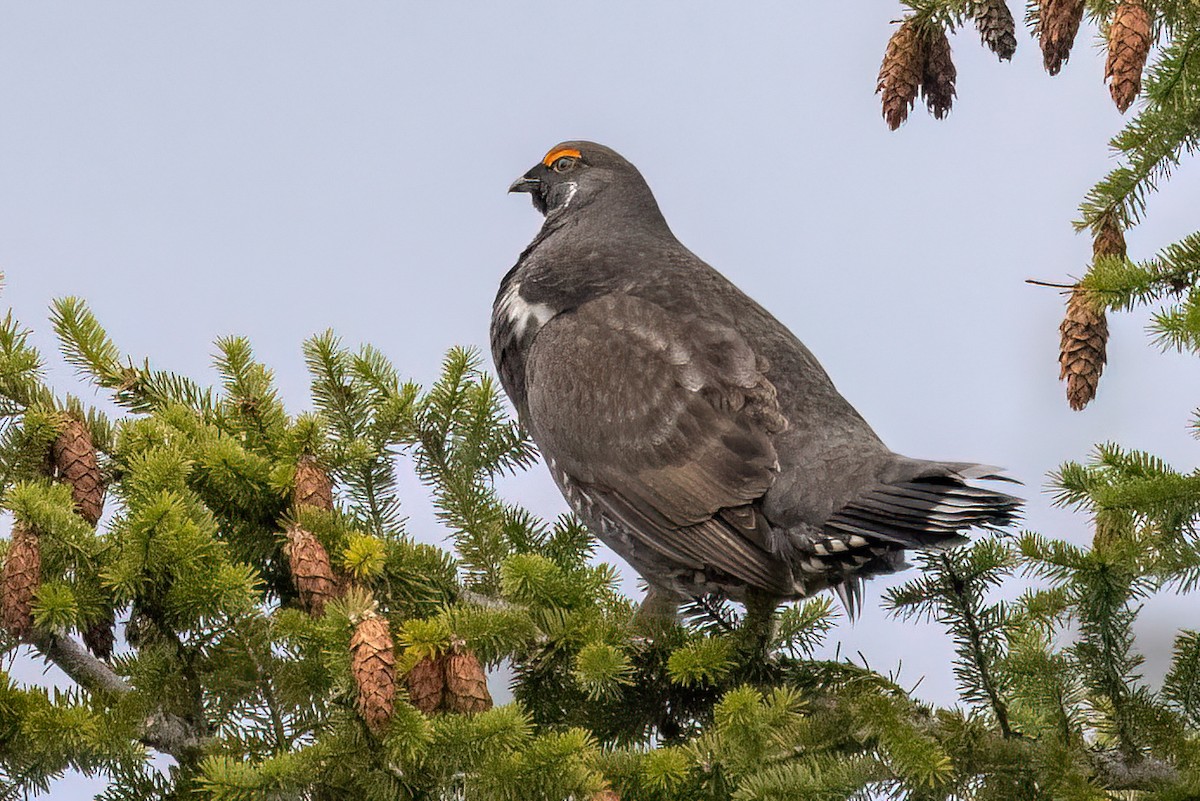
xmin=921 ymin=26 xmax=957 ymax=120
xmin=82 ymin=614 xmax=116 ymax=659
xmin=975 ymin=0 xmax=1017 ymax=61
xmin=405 ymin=655 xmax=446 ymax=715
xmin=293 ymin=454 xmax=333 ymax=512
xmin=444 ymin=640 xmax=492 ymax=714
xmin=1039 ymin=0 xmax=1087 ymax=75
xmin=350 ymin=614 xmax=397 ymax=731
xmin=1093 ymin=216 xmax=1128 ymax=261
xmin=1106 ymin=1 xmax=1152 ymax=113
xmin=284 ymin=526 xmax=338 ymax=616
xmin=1059 ymin=288 xmax=1109 ymax=411
xmin=877 ymin=19 xmax=925 ymax=130
xmin=2 ymin=523 xmax=41 ymax=640
xmin=51 ymin=418 xmax=104 ymax=526
xmin=592 ymin=790 xmax=620 ymax=801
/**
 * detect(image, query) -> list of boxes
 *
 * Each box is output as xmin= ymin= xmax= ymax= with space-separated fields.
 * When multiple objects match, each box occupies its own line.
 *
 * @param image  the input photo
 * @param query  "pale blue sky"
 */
xmin=2 ymin=3 xmax=1198 ymax=797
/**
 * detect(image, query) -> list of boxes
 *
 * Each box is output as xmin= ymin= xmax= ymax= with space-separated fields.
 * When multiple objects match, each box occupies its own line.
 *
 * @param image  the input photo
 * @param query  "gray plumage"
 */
xmin=492 ymin=141 xmax=1020 ymax=615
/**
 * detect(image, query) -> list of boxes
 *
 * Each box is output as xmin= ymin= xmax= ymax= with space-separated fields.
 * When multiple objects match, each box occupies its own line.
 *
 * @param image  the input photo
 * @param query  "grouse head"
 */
xmin=508 ymin=141 xmax=665 ymax=227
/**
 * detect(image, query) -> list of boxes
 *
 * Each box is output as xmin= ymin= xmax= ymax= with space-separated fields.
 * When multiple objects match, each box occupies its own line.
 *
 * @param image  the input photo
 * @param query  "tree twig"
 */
xmin=1026 ymin=278 xmax=1078 ymax=290
xmin=1090 ymin=749 xmax=1177 ymax=790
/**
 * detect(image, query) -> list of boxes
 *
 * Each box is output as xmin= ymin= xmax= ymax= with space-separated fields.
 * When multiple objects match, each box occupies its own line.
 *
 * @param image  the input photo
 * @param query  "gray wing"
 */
xmin=524 ymin=292 xmax=794 ymax=593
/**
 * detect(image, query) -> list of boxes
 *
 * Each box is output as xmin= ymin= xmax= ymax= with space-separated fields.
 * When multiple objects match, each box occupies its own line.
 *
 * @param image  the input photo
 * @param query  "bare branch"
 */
xmin=28 ymin=630 xmax=128 ymax=695
xmin=27 ymin=630 xmax=210 ymax=760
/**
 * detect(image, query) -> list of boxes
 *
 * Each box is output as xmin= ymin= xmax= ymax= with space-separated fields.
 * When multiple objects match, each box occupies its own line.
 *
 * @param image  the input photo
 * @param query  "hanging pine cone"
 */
xmin=444 ymin=639 xmax=492 ymax=714
xmin=1093 ymin=216 xmax=1128 ymax=262
xmin=350 ymin=613 xmax=396 ymax=731
xmin=51 ymin=418 xmax=104 ymax=526
xmin=284 ymin=526 xmax=338 ymax=616
xmin=405 ymin=655 xmax=446 ymax=715
xmin=82 ymin=614 xmax=116 ymax=659
xmin=1105 ymin=1 xmax=1152 ymax=113
xmin=921 ymin=26 xmax=957 ymax=120
xmin=1039 ymin=0 xmax=1087 ymax=75
xmin=877 ymin=19 xmax=925 ymax=130
xmin=1059 ymin=288 xmax=1109 ymax=411
xmin=974 ymin=0 xmax=1017 ymax=60
xmin=293 ymin=454 xmax=333 ymax=512
xmin=2 ymin=523 xmax=41 ymax=640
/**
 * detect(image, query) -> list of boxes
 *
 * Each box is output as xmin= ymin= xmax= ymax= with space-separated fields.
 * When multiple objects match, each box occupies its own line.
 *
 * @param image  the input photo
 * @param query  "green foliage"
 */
xmin=576 ymin=643 xmax=635 ymax=699
xmin=1076 ymin=23 xmax=1200 ymax=232
xmin=668 ymin=637 xmax=736 ymax=687
xmin=886 ymin=539 xmax=1016 ymax=735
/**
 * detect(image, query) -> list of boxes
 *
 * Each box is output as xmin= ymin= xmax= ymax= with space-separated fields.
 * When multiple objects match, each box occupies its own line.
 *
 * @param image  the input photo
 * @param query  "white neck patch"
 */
xmin=497 ymin=281 xmax=556 ymax=340
xmin=546 ymin=182 xmax=579 ymax=220
xmin=560 ymin=181 xmax=579 ymax=209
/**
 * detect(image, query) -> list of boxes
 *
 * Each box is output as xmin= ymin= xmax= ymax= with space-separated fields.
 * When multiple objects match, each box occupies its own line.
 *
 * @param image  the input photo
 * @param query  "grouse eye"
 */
xmin=552 ymin=155 xmax=577 ymax=173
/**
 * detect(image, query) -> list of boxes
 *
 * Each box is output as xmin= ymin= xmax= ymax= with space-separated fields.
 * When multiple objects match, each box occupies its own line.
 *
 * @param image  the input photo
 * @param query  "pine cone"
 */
xmin=592 ymin=790 xmax=620 ymax=801
xmin=1039 ymin=0 xmax=1087 ymax=75
xmin=1106 ymin=1 xmax=1152 ymax=113
xmin=1059 ymin=288 xmax=1109 ymax=411
xmin=51 ymin=418 xmax=104 ymax=526
xmin=444 ymin=640 xmax=492 ymax=714
xmin=293 ymin=454 xmax=333 ymax=512
xmin=83 ymin=614 xmax=116 ymax=659
xmin=975 ymin=0 xmax=1017 ymax=61
xmin=921 ymin=26 xmax=957 ymax=120
xmin=284 ymin=526 xmax=338 ymax=616
xmin=2 ymin=523 xmax=41 ymax=640
xmin=350 ymin=614 xmax=396 ymax=731
xmin=405 ymin=655 xmax=446 ymax=715
xmin=1093 ymin=216 xmax=1128 ymax=261
xmin=877 ymin=19 xmax=925 ymax=130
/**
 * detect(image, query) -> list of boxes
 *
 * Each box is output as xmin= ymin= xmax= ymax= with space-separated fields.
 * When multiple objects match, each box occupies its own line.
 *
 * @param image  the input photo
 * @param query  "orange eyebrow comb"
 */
xmin=542 ymin=146 xmax=582 ymax=167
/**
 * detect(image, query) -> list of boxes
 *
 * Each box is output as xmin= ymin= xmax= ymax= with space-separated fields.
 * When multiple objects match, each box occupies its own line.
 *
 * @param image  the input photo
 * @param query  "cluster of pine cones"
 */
xmin=405 ymin=638 xmax=493 ymax=716
xmin=877 ymin=0 xmax=1154 ymax=130
xmin=2 ymin=418 xmax=110 ymax=651
xmin=284 ymin=454 xmax=491 ymax=732
xmin=877 ymin=1 xmax=1151 ymax=411
xmin=2 ymin=427 xmax=492 ymax=735
xmin=284 ymin=454 xmax=403 ymax=732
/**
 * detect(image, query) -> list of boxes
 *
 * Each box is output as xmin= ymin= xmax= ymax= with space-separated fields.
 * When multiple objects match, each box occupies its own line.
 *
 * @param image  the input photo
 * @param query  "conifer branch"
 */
xmin=302 ymin=331 xmax=403 ymax=535
xmin=50 ymin=297 xmax=214 ymax=415
xmin=0 ymin=311 xmax=53 ymax=411
xmin=1164 ymin=630 xmax=1200 ymax=724
xmin=1089 ymin=749 xmax=1177 ymax=790
xmin=233 ymin=625 xmax=289 ymax=753
xmin=458 ymin=587 xmax=519 ymax=611
xmin=1082 ymin=231 xmax=1200 ymax=319
xmin=885 ymin=541 xmax=1015 ymax=737
xmin=27 ymin=630 xmax=210 ymax=760
xmin=28 ymin=630 xmax=128 ymax=696
xmin=939 ymin=553 xmax=1014 ymax=738
xmin=1076 ymin=28 xmax=1200 ymax=230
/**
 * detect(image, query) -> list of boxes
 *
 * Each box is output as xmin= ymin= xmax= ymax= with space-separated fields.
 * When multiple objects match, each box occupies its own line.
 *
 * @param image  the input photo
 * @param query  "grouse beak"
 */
xmin=508 ymin=175 xmax=540 ymax=194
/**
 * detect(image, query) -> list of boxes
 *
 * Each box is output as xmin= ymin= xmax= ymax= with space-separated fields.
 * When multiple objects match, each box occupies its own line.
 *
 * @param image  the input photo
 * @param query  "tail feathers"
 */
xmin=825 ymin=474 xmax=1022 ymax=552
xmin=833 ymin=577 xmax=864 ymax=620
xmin=817 ymin=465 xmax=1021 ymax=619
